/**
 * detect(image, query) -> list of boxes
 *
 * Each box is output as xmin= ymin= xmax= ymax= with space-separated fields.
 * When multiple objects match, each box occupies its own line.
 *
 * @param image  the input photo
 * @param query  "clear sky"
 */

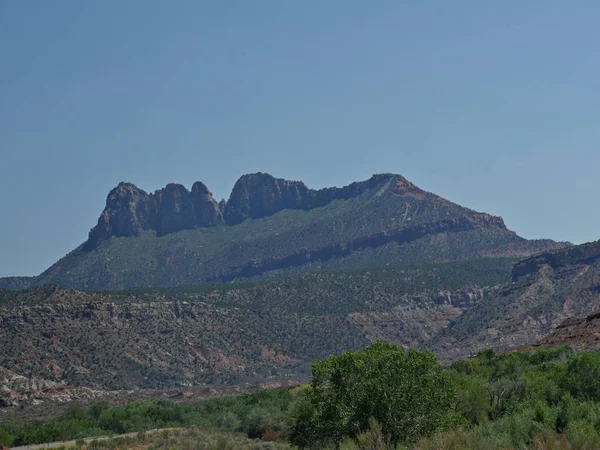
xmin=1 ymin=1 xmax=599 ymax=277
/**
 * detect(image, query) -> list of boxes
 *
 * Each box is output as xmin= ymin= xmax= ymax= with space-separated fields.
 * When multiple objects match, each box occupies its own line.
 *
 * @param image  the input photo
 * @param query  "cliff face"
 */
xmin=430 ymin=240 xmax=600 ymax=362
xmin=223 ymin=172 xmax=412 ymax=225
xmin=87 ymin=173 xmax=432 ymax=246
xmin=512 ymin=240 xmax=600 ymax=279
xmin=85 ymin=181 xmax=223 ymax=249
xmin=0 ymin=366 xmax=106 ymax=408
xmin=520 ymin=311 xmax=600 ymax=353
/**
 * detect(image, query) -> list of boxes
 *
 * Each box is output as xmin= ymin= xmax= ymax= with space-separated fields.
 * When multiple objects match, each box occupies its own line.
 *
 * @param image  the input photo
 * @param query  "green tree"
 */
xmin=290 ymin=342 xmax=454 ymax=448
xmin=562 ymin=353 xmax=600 ymax=401
xmin=0 ymin=428 xmax=15 ymax=447
xmin=446 ymin=370 xmax=489 ymax=425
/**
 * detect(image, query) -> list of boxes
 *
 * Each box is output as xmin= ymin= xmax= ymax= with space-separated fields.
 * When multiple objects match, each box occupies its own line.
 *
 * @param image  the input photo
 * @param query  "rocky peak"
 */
xmin=191 ymin=181 xmax=210 ymax=196
xmin=85 ymin=181 xmax=223 ymax=250
xmin=223 ymin=173 xmax=311 ymax=225
xmin=223 ymin=172 xmax=408 ymax=225
xmin=85 ymin=183 xmax=152 ymax=249
xmin=218 ymin=199 xmax=227 ymax=215
xmin=84 ymin=172 xmax=520 ymax=250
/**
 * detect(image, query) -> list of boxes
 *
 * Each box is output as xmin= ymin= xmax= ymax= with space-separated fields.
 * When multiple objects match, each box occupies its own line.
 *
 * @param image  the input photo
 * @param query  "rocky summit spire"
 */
xmin=85 ymin=181 xmax=223 ymax=250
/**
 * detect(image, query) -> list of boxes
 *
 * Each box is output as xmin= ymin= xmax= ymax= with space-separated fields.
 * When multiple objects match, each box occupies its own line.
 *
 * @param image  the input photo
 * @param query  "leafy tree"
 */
xmin=290 ymin=342 xmax=454 ymax=447
xmin=446 ymin=370 xmax=489 ymax=425
xmin=562 ymin=353 xmax=600 ymax=401
xmin=0 ymin=428 xmax=14 ymax=447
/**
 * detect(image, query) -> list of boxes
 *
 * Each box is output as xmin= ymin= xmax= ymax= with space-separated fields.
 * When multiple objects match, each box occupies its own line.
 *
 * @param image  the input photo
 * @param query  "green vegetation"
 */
xmin=0 ymin=389 xmax=295 ymax=447
xmin=5 ymin=346 xmax=600 ymax=449
xmin=0 ymin=260 xmax=510 ymax=390
xmin=89 ymin=428 xmax=293 ymax=449
xmin=123 ymin=256 xmax=516 ymax=306
xmin=0 ymin=257 xmax=514 ymax=309
xmin=290 ymin=342 xmax=455 ymax=448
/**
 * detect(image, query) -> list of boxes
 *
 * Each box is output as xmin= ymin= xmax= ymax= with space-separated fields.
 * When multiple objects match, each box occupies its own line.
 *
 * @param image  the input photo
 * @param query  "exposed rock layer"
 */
xmin=223 ymin=173 xmax=419 ymax=225
xmin=86 ymin=181 xmax=223 ymax=249
xmin=0 ymin=366 xmax=107 ymax=407
xmin=513 ymin=239 xmax=600 ymax=279
xmin=0 ymin=267 xmax=495 ymax=390
xmin=431 ymin=240 xmax=600 ymax=361
xmin=85 ymin=173 xmax=475 ymax=247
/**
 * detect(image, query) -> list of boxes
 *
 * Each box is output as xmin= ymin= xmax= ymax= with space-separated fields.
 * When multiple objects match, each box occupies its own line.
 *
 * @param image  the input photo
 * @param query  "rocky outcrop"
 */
xmin=86 ymin=183 xmax=153 ymax=247
xmin=9 ymin=171 xmax=567 ymax=291
xmin=85 ymin=182 xmax=223 ymax=249
xmin=0 ymin=269 xmax=496 ymax=390
xmin=84 ymin=172 xmax=555 ymax=251
xmin=513 ymin=240 xmax=599 ymax=280
xmin=153 ymin=182 xmax=223 ymax=235
xmin=0 ymin=366 xmax=107 ymax=407
xmin=85 ymin=173 xmax=430 ymax=247
xmin=223 ymin=173 xmax=310 ymax=224
xmin=510 ymin=311 xmax=600 ymax=354
xmin=430 ymin=239 xmax=600 ymax=362
xmin=223 ymin=172 xmax=421 ymax=225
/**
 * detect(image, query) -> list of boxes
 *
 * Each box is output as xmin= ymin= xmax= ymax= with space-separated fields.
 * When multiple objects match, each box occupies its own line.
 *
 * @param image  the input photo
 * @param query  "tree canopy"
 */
xmin=290 ymin=341 xmax=454 ymax=447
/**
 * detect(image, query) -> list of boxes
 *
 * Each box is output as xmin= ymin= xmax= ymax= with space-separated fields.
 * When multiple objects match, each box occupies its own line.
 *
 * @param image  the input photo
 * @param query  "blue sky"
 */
xmin=1 ymin=1 xmax=599 ymax=276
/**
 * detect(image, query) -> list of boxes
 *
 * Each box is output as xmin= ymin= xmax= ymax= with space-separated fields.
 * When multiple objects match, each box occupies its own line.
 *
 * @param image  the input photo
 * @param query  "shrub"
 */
xmin=290 ymin=342 xmax=454 ymax=447
xmin=562 ymin=353 xmax=600 ymax=401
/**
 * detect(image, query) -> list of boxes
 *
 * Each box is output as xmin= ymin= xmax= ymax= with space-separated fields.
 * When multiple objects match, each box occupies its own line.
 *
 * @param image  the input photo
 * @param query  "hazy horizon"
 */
xmin=2 ymin=1 xmax=600 ymax=276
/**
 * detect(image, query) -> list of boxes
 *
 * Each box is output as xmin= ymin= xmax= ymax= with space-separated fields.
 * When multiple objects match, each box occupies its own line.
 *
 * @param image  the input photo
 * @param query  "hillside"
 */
xmin=0 ymin=366 xmax=107 ymax=408
xmin=0 ymin=259 xmax=509 ymax=390
xmin=514 ymin=311 xmax=600 ymax=353
xmin=0 ymin=173 xmax=567 ymax=291
xmin=430 ymin=239 xmax=600 ymax=361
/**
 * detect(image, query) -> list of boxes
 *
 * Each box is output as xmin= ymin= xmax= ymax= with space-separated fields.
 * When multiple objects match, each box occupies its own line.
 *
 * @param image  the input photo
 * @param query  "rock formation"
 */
xmin=86 ymin=173 xmax=433 ymax=247
xmin=86 ymin=181 xmax=223 ymax=249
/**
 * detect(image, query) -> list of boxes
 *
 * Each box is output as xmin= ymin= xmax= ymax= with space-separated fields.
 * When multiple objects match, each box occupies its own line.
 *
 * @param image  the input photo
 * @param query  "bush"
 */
xmin=562 ymin=353 xmax=600 ymax=401
xmin=290 ymin=342 xmax=454 ymax=447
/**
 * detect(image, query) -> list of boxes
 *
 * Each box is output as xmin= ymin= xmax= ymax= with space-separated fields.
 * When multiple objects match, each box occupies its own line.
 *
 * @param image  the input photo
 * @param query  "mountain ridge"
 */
xmin=0 ymin=172 xmax=569 ymax=290
xmin=85 ymin=173 xmax=453 ymax=248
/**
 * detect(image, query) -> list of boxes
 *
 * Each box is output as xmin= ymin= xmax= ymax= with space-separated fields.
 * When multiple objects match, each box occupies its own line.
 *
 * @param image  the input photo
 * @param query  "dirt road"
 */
xmin=10 ymin=428 xmax=183 ymax=450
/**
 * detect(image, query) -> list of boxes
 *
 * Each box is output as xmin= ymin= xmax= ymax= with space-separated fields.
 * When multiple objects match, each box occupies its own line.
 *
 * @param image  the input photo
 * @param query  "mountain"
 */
xmin=0 ymin=173 xmax=567 ymax=291
xmin=0 ymin=259 xmax=509 ymax=390
xmin=430 ymin=240 xmax=600 ymax=361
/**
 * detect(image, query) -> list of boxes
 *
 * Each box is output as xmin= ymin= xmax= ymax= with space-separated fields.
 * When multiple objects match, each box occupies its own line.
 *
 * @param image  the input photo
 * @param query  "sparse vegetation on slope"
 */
xmin=0 ymin=260 xmax=509 ymax=391
xmin=430 ymin=240 xmax=600 ymax=361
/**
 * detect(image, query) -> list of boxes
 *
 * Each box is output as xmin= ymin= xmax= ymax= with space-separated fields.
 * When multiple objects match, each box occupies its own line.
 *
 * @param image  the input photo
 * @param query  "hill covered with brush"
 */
xmin=430 ymin=240 xmax=600 ymax=360
xmin=0 ymin=259 xmax=509 ymax=391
